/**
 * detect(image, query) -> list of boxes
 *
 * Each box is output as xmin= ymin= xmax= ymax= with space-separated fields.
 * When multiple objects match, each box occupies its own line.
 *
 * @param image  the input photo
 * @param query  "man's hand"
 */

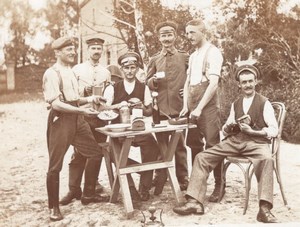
xmin=179 ymin=88 xmax=184 ymax=98
xmin=190 ymin=108 xmax=202 ymax=119
xmin=82 ymin=108 xmax=99 ymax=117
xmin=224 ymin=123 xmax=240 ymax=135
xmin=179 ymin=106 xmax=189 ymax=117
xmin=84 ymin=85 xmax=93 ymax=96
xmin=238 ymin=122 xmax=253 ymax=135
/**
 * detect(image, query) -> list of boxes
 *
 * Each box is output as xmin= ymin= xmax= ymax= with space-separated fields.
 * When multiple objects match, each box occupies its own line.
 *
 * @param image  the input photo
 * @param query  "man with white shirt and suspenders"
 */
xmin=180 ymin=19 xmax=225 ymax=202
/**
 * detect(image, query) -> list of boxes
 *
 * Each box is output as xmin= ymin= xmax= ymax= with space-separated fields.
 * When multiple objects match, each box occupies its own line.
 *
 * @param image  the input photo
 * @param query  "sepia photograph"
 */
xmin=0 ymin=0 xmax=300 ymax=226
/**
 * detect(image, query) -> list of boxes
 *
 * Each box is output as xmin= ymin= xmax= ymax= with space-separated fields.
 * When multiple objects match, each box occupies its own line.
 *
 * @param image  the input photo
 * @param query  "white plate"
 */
xmin=105 ymin=123 xmax=131 ymax=132
xmin=98 ymin=110 xmax=119 ymax=121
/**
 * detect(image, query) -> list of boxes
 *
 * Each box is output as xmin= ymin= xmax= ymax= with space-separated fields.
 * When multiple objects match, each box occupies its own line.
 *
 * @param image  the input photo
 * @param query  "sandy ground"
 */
xmin=0 ymin=96 xmax=300 ymax=227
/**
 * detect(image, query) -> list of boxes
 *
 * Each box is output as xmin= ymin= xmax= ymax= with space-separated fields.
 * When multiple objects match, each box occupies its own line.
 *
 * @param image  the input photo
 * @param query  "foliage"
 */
xmin=112 ymin=0 xmax=199 ymax=58
xmin=215 ymin=0 xmax=300 ymax=143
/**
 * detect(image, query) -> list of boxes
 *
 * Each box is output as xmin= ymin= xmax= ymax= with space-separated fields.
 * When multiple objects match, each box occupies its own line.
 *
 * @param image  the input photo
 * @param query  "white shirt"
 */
xmin=188 ymin=42 xmax=223 ymax=85
xmin=223 ymin=95 xmax=278 ymax=138
xmin=73 ymin=60 xmax=111 ymax=96
xmin=43 ymin=63 xmax=80 ymax=103
xmin=103 ymin=79 xmax=152 ymax=106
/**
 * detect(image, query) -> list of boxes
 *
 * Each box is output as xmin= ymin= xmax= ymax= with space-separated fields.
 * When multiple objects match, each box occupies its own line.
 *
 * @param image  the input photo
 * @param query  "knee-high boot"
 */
xmin=47 ymin=172 xmax=63 ymax=221
xmin=81 ymin=157 xmax=109 ymax=205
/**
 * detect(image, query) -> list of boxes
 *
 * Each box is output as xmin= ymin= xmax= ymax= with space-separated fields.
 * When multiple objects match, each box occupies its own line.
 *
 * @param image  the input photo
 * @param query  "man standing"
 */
xmin=173 ymin=64 xmax=279 ymax=223
xmin=147 ymin=21 xmax=189 ymax=192
xmin=180 ymin=19 xmax=224 ymax=202
xmin=43 ymin=37 xmax=108 ymax=221
xmin=60 ymin=37 xmax=111 ymax=205
xmin=104 ymin=51 xmax=159 ymax=201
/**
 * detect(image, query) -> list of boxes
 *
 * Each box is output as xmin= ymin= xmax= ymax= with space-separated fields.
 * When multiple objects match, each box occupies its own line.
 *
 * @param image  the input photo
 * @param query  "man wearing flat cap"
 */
xmin=103 ymin=51 xmax=159 ymax=201
xmin=42 ymin=36 xmax=109 ymax=221
xmin=174 ymin=64 xmax=279 ymax=223
xmin=59 ymin=37 xmax=111 ymax=206
xmin=146 ymin=20 xmax=189 ymax=193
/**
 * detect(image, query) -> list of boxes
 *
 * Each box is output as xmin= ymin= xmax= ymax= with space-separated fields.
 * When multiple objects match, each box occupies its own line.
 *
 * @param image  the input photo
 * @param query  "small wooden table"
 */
xmin=96 ymin=120 xmax=196 ymax=218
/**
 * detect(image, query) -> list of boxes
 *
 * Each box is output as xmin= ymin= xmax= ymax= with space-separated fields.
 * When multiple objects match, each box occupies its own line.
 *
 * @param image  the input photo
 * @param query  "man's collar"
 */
xmin=161 ymin=47 xmax=177 ymax=56
xmin=88 ymin=59 xmax=99 ymax=67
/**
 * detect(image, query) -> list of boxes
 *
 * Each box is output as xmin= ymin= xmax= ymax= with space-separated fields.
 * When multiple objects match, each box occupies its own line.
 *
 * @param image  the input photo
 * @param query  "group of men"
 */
xmin=43 ymin=18 xmax=279 ymax=224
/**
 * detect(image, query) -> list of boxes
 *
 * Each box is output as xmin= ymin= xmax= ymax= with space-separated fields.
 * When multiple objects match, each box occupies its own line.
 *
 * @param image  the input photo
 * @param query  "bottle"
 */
xmin=152 ymin=91 xmax=160 ymax=124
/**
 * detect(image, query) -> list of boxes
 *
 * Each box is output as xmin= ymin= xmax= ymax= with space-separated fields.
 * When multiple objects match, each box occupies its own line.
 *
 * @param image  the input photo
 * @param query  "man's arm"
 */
xmin=146 ymin=57 xmax=158 ymax=90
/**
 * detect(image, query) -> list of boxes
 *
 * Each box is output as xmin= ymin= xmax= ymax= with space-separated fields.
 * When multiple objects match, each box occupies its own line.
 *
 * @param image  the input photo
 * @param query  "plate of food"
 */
xmin=98 ymin=110 xmax=119 ymax=121
xmin=104 ymin=123 xmax=131 ymax=132
xmin=168 ymin=117 xmax=188 ymax=125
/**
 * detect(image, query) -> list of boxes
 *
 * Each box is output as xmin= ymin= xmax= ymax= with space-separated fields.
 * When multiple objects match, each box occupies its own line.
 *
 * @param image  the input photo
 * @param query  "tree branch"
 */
xmin=97 ymin=8 xmax=136 ymax=29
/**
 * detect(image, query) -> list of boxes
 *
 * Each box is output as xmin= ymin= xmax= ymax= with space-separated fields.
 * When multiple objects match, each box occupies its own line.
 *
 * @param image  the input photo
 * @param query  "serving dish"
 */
xmin=168 ymin=117 xmax=188 ymax=125
xmin=104 ymin=123 xmax=131 ymax=132
xmin=98 ymin=110 xmax=119 ymax=121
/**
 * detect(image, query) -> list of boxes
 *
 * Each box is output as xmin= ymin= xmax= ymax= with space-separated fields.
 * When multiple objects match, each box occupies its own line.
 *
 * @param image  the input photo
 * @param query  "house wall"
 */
xmin=80 ymin=0 xmax=127 ymax=66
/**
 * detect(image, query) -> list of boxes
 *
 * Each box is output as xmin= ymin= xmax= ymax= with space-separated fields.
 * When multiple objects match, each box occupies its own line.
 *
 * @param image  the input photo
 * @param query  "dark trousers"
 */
xmin=155 ymin=131 xmax=188 ymax=181
xmin=46 ymin=110 xmax=101 ymax=208
xmin=125 ymin=134 xmax=159 ymax=191
xmin=68 ymin=116 xmax=107 ymax=193
xmin=187 ymin=85 xmax=223 ymax=185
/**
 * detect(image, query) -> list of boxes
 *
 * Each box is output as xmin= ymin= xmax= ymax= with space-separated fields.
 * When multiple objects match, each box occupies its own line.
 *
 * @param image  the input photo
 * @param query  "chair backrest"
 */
xmin=271 ymin=102 xmax=286 ymax=156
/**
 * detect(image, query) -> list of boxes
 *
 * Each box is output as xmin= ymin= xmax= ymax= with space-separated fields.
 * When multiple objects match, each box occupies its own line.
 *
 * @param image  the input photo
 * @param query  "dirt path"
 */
xmin=0 ymin=98 xmax=300 ymax=226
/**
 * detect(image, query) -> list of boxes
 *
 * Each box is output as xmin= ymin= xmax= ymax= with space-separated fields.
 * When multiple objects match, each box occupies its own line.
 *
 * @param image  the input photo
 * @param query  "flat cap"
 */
xmin=51 ymin=37 xmax=76 ymax=50
xmin=118 ymin=52 xmax=140 ymax=66
xmin=155 ymin=21 xmax=178 ymax=34
xmin=235 ymin=64 xmax=260 ymax=81
xmin=86 ymin=37 xmax=105 ymax=46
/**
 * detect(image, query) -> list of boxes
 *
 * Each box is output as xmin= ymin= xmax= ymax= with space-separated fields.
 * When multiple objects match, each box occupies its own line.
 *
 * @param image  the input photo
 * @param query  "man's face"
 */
xmin=238 ymin=72 xmax=257 ymax=97
xmin=185 ymin=25 xmax=205 ymax=47
xmin=121 ymin=64 xmax=138 ymax=82
xmin=57 ymin=45 xmax=76 ymax=64
xmin=159 ymin=31 xmax=176 ymax=48
xmin=88 ymin=44 xmax=103 ymax=61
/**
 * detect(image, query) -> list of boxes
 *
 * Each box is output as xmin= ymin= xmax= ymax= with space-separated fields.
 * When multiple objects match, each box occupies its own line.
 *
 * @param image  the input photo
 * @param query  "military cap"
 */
xmin=155 ymin=21 xmax=178 ymax=34
xmin=51 ymin=37 xmax=76 ymax=50
xmin=118 ymin=52 xmax=140 ymax=66
xmin=86 ymin=37 xmax=105 ymax=46
xmin=235 ymin=64 xmax=260 ymax=81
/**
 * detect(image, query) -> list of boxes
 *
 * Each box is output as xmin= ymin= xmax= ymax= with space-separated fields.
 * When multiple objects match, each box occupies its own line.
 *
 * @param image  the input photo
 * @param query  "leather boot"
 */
xmin=209 ymin=161 xmax=225 ymax=202
xmin=81 ymin=157 xmax=109 ymax=205
xmin=173 ymin=198 xmax=204 ymax=215
xmin=257 ymin=201 xmax=279 ymax=223
xmin=59 ymin=190 xmax=82 ymax=205
xmin=47 ymin=172 xmax=63 ymax=221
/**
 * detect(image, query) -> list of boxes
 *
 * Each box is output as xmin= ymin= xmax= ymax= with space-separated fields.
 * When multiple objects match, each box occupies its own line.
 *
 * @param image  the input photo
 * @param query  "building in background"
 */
xmin=79 ymin=0 xmax=127 ymax=66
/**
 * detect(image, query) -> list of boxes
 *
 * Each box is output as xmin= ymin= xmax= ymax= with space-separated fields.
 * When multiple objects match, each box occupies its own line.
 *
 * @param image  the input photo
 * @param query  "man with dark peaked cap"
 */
xmin=146 ymin=20 xmax=189 ymax=193
xmin=103 ymin=51 xmax=159 ymax=201
xmin=59 ymin=36 xmax=111 ymax=206
xmin=173 ymin=64 xmax=279 ymax=223
xmin=43 ymin=36 xmax=109 ymax=221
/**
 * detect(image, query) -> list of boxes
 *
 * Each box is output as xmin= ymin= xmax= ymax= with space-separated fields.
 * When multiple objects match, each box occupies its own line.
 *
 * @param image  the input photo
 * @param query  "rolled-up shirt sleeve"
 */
xmin=42 ymin=68 xmax=61 ymax=104
xmin=262 ymin=101 xmax=279 ymax=138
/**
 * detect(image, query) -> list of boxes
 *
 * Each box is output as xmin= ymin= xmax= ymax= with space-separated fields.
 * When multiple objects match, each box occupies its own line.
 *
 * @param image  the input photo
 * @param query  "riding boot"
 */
xmin=47 ymin=172 xmax=63 ymax=221
xmin=81 ymin=157 xmax=109 ymax=205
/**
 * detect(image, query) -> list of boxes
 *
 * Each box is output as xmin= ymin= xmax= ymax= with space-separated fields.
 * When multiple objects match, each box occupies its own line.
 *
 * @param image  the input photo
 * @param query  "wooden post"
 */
xmin=6 ymin=60 xmax=15 ymax=90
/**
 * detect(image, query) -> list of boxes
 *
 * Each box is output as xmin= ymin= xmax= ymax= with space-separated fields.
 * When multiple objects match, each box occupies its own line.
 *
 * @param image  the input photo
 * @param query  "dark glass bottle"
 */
xmin=152 ymin=92 xmax=160 ymax=124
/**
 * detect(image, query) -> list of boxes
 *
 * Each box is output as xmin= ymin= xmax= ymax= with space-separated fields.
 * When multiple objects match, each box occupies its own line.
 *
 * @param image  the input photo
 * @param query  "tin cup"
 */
xmin=156 ymin=71 xmax=165 ymax=79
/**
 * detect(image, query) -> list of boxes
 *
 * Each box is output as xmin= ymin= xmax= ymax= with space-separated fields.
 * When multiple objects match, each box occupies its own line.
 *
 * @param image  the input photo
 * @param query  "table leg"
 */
xmin=165 ymin=131 xmax=185 ymax=204
xmin=109 ymin=136 xmax=135 ymax=218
